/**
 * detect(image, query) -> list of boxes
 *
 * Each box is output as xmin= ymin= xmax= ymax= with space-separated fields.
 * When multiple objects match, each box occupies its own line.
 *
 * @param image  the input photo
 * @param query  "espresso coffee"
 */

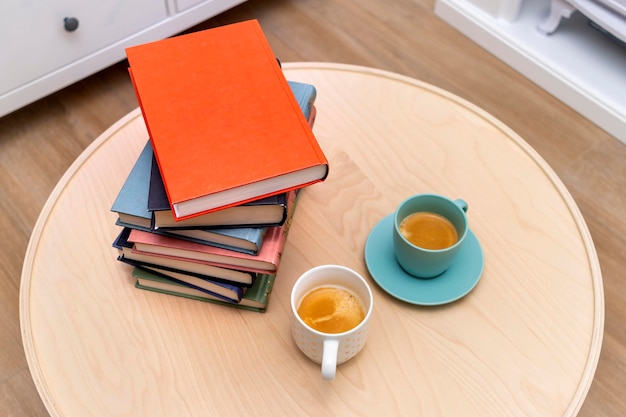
xmin=297 ymin=286 xmax=365 ymax=334
xmin=399 ymin=211 xmax=458 ymax=250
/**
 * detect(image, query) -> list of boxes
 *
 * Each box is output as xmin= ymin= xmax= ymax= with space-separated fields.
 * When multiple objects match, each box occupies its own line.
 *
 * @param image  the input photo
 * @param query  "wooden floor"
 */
xmin=1 ymin=0 xmax=624 ymax=415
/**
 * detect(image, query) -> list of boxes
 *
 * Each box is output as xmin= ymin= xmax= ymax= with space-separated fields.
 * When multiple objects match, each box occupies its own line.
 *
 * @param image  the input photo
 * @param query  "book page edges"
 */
xmin=173 ymin=164 xmax=328 ymax=219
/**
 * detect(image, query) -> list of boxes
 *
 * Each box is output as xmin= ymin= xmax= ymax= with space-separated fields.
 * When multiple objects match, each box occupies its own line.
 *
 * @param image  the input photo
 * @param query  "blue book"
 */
xmin=288 ymin=80 xmax=316 ymax=121
xmin=111 ymin=142 xmax=266 ymax=254
xmin=160 ymin=226 xmax=267 ymax=255
xmin=110 ymin=141 xmax=153 ymax=230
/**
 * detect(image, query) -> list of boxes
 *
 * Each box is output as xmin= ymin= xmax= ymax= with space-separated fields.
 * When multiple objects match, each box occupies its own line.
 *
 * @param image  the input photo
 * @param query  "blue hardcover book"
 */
xmin=110 ymin=141 xmax=153 ymax=229
xmin=111 ymin=142 xmax=266 ymax=254
xmin=288 ymin=80 xmax=316 ymax=121
xmin=161 ymin=226 xmax=267 ymax=255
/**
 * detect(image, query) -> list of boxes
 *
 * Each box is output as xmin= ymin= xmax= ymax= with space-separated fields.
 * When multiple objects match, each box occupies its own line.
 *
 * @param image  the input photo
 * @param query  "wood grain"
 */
xmin=1 ymin=0 xmax=624 ymax=416
xmin=17 ymin=63 xmax=603 ymax=416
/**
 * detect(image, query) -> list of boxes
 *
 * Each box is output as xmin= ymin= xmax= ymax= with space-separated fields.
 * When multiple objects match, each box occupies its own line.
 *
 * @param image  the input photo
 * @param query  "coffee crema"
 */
xmin=399 ymin=211 xmax=458 ymax=250
xmin=297 ymin=286 xmax=365 ymax=334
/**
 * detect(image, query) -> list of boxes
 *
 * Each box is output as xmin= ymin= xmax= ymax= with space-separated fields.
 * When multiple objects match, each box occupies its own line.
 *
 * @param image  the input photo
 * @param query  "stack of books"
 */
xmin=110 ymin=20 xmax=328 ymax=312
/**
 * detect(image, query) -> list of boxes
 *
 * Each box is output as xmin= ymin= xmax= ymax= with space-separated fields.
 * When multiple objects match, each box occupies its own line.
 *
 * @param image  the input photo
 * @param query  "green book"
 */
xmin=133 ymin=267 xmax=276 ymax=312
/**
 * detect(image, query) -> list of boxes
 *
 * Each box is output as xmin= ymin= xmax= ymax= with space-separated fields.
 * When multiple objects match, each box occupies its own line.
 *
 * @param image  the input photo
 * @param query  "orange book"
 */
xmin=125 ymin=20 xmax=328 ymax=220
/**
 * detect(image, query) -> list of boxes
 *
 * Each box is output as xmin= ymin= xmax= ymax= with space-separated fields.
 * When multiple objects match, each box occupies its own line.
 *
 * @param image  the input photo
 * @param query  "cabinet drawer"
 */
xmin=0 ymin=0 xmax=167 ymax=95
xmin=176 ymin=0 xmax=205 ymax=12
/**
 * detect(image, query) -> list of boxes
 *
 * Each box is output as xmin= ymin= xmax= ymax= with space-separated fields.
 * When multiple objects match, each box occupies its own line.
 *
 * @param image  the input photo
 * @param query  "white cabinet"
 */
xmin=0 ymin=0 xmax=167 ymax=97
xmin=457 ymin=0 xmax=523 ymax=20
xmin=0 ymin=0 xmax=246 ymax=117
xmin=176 ymin=0 xmax=208 ymax=12
xmin=435 ymin=0 xmax=626 ymax=144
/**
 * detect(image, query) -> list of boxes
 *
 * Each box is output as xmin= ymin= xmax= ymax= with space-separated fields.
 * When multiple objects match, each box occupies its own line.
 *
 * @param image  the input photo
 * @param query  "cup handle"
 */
xmin=454 ymin=199 xmax=468 ymax=213
xmin=321 ymin=339 xmax=339 ymax=380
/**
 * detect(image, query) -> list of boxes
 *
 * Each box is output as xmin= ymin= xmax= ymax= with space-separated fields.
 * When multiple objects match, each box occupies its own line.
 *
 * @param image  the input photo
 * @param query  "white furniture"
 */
xmin=435 ymin=0 xmax=626 ymax=144
xmin=0 ymin=0 xmax=245 ymax=118
xmin=537 ymin=0 xmax=626 ymax=43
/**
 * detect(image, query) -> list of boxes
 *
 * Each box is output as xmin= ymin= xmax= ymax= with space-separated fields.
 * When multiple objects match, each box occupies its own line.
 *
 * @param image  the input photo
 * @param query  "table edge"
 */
xmin=19 ymin=108 xmax=143 ymax=417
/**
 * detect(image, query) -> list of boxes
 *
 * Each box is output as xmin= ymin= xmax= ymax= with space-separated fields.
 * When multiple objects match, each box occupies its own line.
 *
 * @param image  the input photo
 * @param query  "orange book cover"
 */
xmin=125 ymin=20 xmax=328 ymax=221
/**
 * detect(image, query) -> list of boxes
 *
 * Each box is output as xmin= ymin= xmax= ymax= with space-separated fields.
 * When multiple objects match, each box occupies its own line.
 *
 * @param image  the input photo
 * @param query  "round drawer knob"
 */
xmin=64 ymin=17 xmax=79 ymax=32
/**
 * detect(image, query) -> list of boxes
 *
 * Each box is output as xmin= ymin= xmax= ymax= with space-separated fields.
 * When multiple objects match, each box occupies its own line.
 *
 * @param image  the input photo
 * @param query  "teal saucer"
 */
xmin=365 ymin=214 xmax=484 ymax=306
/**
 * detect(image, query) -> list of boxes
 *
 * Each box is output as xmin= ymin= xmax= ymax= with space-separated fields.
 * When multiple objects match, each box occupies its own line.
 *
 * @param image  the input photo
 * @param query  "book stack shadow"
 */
xmin=111 ymin=20 xmax=328 ymax=312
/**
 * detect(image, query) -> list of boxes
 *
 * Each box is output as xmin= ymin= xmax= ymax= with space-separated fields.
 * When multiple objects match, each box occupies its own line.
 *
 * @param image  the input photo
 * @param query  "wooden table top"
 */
xmin=20 ymin=63 xmax=603 ymax=417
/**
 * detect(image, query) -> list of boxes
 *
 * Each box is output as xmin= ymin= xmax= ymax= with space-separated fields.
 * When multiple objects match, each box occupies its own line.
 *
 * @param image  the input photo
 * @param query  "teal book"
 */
xmin=111 ymin=141 xmax=266 ymax=254
xmin=133 ymin=267 xmax=277 ymax=312
xmin=288 ymin=81 xmax=316 ymax=121
xmin=159 ymin=226 xmax=267 ymax=255
xmin=110 ymin=140 xmax=153 ymax=230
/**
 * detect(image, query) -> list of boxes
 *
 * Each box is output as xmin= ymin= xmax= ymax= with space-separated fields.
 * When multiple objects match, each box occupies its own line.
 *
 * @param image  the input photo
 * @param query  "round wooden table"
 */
xmin=21 ymin=63 xmax=603 ymax=417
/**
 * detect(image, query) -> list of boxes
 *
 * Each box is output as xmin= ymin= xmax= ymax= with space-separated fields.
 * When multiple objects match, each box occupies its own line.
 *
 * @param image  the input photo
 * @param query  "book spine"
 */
xmin=257 ymin=186 xmax=299 ymax=271
xmin=241 ymin=273 xmax=276 ymax=307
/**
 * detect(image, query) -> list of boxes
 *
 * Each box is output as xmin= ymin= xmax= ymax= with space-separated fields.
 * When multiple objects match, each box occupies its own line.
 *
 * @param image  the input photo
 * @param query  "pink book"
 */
xmin=128 ymin=220 xmax=291 ymax=274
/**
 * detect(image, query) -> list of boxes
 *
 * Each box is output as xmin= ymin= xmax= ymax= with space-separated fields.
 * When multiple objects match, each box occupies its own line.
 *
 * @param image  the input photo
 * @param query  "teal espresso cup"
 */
xmin=393 ymin=194 xmax=468 ymax=278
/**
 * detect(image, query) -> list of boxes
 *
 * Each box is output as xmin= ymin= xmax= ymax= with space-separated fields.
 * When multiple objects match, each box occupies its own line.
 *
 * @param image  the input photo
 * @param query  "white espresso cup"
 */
xmin=290 ymin=265 xmax=374 ymax=380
